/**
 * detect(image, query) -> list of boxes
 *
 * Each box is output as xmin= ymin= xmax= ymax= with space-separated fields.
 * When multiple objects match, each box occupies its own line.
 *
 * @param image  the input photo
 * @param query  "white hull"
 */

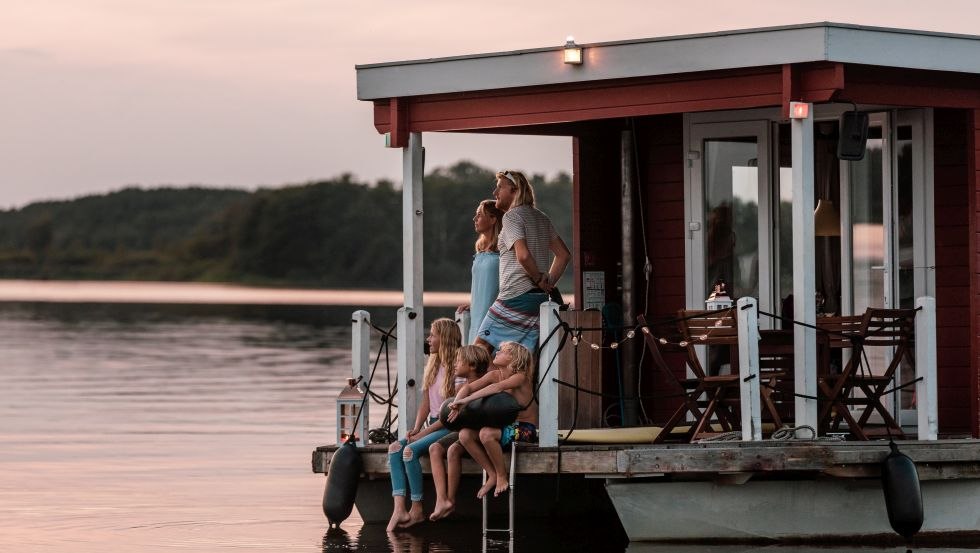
xmin=606 ymin=477 xmax=980 ymax=542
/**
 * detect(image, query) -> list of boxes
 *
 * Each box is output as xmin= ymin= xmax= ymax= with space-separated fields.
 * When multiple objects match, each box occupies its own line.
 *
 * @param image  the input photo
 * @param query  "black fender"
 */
xmin=438 ymin=393 xmax=521 ymax=431
xmin=881 ymin=441 xmax=923 ymax=540
xmin=322 ymin=441 xmax=363 ymax=527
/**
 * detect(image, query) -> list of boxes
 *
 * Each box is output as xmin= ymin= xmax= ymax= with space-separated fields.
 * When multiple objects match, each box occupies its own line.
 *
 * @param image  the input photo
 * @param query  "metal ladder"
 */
xmin=481 ymin=440 xmax=517 ymax=540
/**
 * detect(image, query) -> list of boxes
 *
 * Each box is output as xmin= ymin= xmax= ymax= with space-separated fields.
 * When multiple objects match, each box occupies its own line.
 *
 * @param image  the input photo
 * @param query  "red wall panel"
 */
xmin=936 ymin=108 xmax=975 ymax=436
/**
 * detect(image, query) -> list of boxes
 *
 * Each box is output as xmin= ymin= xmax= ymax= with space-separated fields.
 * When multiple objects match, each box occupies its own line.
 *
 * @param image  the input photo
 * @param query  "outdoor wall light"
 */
xmin=563 ymin=36 xmax=583 ymax=65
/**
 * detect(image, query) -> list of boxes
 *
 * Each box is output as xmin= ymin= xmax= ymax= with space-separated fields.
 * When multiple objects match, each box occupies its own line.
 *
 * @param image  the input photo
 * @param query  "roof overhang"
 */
xmin=356 ymin=23 xmax=980 ymax=101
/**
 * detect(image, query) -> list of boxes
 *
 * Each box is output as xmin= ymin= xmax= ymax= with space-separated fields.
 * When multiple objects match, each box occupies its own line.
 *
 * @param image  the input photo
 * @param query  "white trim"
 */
xmin=396 ymin=133 xmax=425 ymax=438
xmin=357 ymin=23 xmax=980 ymax=100
xmin=791 ymin=106 xmax=818 ymax=432
xmin=737 ymin=297 xmax=763 ymax=441
xmin=687 ymin=119 xmax=772 ymax=315
xmin=538 ymin=302 xmax=561 ymax=447
xmin=350 ymin=310 xmax=372 ymax=447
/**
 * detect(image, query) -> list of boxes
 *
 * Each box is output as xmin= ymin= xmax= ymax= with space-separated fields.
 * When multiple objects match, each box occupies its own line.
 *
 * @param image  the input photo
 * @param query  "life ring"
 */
xmin=438 ymin=393 xmax=521 ymax=431
xmin=322 ymin=441 xmax=362 ymax=527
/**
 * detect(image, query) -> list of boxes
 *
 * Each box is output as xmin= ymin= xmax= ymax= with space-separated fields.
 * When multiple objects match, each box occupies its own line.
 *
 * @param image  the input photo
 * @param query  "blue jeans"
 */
xmin=389 ymin=420 xmax=449 ymax=502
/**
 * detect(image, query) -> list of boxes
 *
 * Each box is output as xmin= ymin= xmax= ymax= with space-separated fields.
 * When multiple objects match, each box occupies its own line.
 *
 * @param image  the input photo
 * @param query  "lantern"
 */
xmin=705 ymin=279 xmax=733 ymax=311
xmin=336 ymin=378 xmax=365 ymax=446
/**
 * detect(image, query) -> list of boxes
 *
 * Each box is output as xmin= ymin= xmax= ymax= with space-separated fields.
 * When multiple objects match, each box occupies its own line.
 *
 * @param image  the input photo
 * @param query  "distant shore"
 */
xmin=0 ymin=280 xmax=469 ymax=307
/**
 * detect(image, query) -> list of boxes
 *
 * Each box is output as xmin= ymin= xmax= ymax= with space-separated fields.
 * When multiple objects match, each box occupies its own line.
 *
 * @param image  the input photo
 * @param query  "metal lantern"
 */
xmin=336 ymin=378 xmax=365 ymax=445
xmin=705 ymin=279 xmax=733 ymax=311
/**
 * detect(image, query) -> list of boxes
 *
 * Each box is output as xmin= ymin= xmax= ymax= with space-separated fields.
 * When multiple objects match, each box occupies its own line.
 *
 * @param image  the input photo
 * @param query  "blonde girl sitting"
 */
xmin=448 ymin=341 xmax=538 ymax=499
xmin=386 ymin=318 xmax=460 ymax=531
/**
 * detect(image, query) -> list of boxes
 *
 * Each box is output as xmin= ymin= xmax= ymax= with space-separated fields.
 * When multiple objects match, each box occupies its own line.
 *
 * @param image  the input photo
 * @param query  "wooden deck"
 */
xmin=312 ymin=439 xmax=980 ymax=481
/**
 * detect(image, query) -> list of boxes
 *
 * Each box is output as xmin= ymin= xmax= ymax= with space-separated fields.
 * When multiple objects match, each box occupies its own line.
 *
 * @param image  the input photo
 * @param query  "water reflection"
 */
xmin=2 ymin=300 xmax=975 ymax=553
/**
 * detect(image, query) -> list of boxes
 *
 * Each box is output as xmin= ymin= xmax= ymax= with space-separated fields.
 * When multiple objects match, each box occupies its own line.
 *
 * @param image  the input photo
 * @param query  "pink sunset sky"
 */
xmin=1 ymin=0 xmax=977 ymax=209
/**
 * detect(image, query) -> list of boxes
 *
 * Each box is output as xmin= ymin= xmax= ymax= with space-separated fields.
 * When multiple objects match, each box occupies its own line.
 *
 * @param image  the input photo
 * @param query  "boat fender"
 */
xmin=438 ymin=393 xmax=521 ymax=431
xmin=322 ymin=441 xmax=362 ymax=527
xmin=881 ymin=441 xmax=923 ymax=541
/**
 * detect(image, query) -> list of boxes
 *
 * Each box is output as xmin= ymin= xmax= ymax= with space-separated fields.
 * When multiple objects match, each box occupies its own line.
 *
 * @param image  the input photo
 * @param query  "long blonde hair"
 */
xmin=422 ymin=318 xmax=462 ymax=399
xmin=500 ymin=341 xmax=534 ymax=382
xmin=497 ymin=170 xmax=535 ymax=208
xmin=475 ymin=199 xmax=504 ymax=253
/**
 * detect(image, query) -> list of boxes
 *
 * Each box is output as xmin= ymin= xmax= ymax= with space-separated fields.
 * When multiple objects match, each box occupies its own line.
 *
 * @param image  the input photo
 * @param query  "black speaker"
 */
xmin=837 ymin=110 xmax=869 ymax=161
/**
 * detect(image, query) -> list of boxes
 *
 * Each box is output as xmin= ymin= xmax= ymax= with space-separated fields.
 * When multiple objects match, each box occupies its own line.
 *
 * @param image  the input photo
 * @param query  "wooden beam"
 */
xmin=781 ymin=64 xmax=800 ymax=119
xmin=313 ymin=440 xmax=980 ymax=480
xmin=388 ymin=98 xmax=408 ymax=148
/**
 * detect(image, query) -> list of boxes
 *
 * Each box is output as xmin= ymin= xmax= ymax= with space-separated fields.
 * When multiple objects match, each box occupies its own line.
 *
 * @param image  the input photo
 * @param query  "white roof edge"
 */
xmin=356 ymin=22 xmax=980 ymax=101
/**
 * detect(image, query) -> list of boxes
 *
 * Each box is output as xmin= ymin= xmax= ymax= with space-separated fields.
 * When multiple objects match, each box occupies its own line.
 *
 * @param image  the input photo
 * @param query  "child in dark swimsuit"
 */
xmin=448 ymin=341 xmax=538 ymax=499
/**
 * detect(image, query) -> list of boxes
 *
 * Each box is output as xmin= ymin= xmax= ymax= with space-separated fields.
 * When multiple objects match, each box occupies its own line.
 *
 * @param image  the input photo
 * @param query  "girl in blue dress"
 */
xmin=457 ymin=199 xmax=503 ymax=343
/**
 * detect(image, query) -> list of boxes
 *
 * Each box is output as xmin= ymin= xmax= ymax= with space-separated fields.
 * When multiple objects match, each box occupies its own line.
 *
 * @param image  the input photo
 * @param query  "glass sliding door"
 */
xmin=848 ymin=117 xmax=889 ymax=316
xmin=689 ymin=121 xmax=771 ymax=313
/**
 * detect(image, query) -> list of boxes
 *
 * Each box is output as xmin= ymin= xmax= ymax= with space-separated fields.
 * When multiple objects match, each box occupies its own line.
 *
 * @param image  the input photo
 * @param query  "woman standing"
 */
xmin=475 ymin=170 xmax=570 ymax=352
xmin=385 ymin=318 xmax=461 ymax=532
xmin=457 ymin=199 xmax=503 ymax=343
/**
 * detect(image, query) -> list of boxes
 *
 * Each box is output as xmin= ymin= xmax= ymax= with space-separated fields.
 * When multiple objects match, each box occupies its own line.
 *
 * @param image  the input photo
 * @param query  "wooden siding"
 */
xmin=935 ymin=109 xmax=973 ymax=435
xmin=635 ymin=115 xmax=689 ymax=422
xmin=572 ymin=125 xmax=623 ymax=425
xmin=844 ymin=65 xmax=980 ymax=109
xmin=971 ymin=108 xmax=980 ymax=438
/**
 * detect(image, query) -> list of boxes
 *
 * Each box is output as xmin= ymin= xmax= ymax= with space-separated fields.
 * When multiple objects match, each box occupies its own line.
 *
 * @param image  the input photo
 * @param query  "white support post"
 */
xmin=396 ymin=132 xmax=425 ymax=439
xmin=456 ymin=310 xmax=471 ymax=346
xmin=351 ymin=310 xmax=371 ymax=446
xmin=915 ymin=296 xmax=939 ymax=440
xmin=791 ymin=103 xmax=819 ymax=435
xmin=537 ymin=302 xmax=561 ymax=447
xmin=737 ymin=297 xmax=762 ymax=441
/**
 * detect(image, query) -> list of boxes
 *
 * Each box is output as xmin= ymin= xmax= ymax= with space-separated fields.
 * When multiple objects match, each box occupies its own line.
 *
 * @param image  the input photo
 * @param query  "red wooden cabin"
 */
xmin=356 ymin=23 xmax=980 ymax=438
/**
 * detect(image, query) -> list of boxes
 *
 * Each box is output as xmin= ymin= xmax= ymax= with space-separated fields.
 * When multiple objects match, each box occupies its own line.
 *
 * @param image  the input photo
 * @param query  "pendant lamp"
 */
xmin=814 ymin=199 xmax=841 ymax=237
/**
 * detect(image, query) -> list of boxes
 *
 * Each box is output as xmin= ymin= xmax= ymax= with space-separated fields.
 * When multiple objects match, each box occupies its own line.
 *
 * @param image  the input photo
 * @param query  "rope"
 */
xmin=347 ymin=320 xmax=399 ymax=444
xmin=697 ymin=431 xmax=741 ymax=442
xmin=770 ymin=425 xmax=817 ymax=441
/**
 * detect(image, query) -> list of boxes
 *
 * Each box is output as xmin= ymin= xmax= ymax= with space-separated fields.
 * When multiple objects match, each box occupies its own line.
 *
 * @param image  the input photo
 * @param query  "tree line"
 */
xmin=0 ymin=162 xmax=572 ymax=291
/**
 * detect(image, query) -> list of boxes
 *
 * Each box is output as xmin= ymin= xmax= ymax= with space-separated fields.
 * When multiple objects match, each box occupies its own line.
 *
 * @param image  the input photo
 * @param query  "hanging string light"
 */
xmin=569 ymin=324 xmax=716 ymax=350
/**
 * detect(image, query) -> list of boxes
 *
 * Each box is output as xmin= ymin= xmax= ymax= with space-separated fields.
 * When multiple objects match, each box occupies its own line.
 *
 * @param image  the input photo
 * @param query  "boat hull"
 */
xmin=605 ymin=477 xmax=980 ymax=542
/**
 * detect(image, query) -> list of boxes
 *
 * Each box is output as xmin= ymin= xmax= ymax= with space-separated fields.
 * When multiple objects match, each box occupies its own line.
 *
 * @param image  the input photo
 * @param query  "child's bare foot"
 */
xmin=400 ymin=509 xmax=425 ymax=529
xmin=493 ymin=473 xmax=509 ymax=497
xmin=386 ymin=510 xmax=410 ymax=532
xmin=477 ymin=479 xmax=495 ymax=499
xmin=429 ymin=500 xmax=455 ymax=521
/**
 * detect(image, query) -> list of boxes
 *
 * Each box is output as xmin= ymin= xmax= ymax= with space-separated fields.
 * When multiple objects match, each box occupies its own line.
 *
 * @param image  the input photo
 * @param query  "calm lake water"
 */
xmin=0 ymin=299 xmax=972 ymax=553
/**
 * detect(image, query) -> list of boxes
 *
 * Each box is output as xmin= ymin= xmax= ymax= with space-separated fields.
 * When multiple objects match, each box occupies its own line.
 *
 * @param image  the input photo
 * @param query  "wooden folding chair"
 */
xmin=818 ymin=309 xmax=915 ymax=440
xmin=675 ymin=309 xmax=742 ymax=440
xmin=636 ymin=314 xmax=705 ymax=443
xmin=757 ymin=329 xmax=795 ymax=428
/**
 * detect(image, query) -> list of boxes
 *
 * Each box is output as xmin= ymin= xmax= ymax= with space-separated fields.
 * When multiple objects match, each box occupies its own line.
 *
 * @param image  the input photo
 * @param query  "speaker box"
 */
xmin=837 ymin=111 xmax=869 ymax=161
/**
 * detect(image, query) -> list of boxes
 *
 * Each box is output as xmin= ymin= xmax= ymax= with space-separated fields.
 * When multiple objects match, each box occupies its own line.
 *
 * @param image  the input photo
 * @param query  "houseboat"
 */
xmin=313 ymin=23 xmax=980 ymax=542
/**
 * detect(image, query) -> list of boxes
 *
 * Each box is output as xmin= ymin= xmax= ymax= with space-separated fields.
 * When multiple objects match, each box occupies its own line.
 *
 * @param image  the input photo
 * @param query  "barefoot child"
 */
xmin=386 ymin=318 xmax=460 ymax=532
xmin=448 ymin=341 xmax=538 ymax=499
xmin=428 ymin=345 xmax=491 ymax=521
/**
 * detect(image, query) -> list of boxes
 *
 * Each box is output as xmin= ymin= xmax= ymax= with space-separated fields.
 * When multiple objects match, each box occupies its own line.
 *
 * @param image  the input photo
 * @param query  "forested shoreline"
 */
xmin=0 ymin=162 xmax=572 ymax=291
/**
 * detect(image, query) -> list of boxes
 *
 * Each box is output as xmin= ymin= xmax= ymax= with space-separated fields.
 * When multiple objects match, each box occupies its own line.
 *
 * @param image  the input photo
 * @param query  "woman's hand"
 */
xmin=456 ymin=303 xmax=471 ymax=314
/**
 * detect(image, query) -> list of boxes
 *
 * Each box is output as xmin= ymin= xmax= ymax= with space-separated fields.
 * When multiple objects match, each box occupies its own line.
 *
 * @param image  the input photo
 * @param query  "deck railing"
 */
xmin=346 ymin=296 xmax=939 ymax=445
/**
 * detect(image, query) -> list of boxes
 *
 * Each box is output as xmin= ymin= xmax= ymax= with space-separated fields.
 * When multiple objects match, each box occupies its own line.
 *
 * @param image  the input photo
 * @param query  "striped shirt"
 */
xmin=497 ymin=205 xmax=557 ymax=300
